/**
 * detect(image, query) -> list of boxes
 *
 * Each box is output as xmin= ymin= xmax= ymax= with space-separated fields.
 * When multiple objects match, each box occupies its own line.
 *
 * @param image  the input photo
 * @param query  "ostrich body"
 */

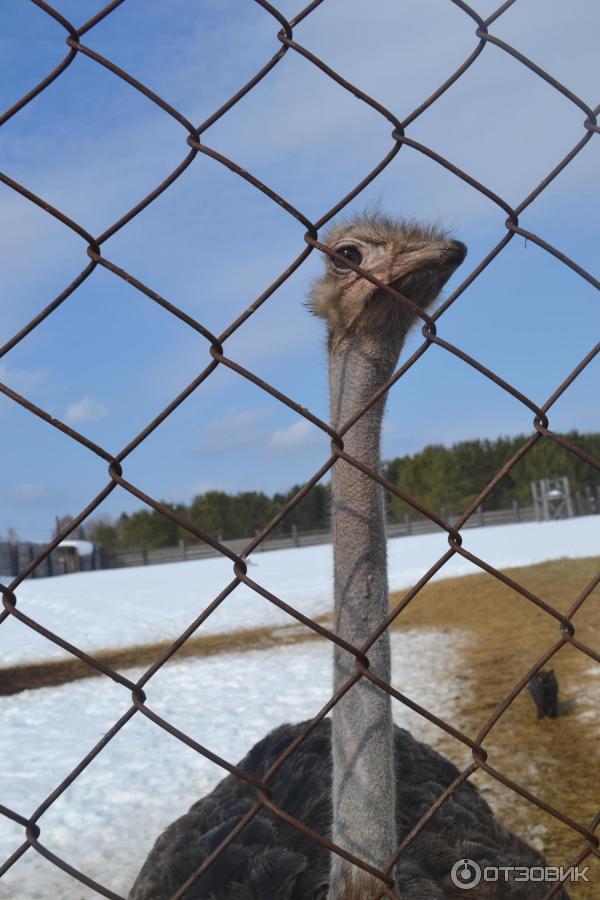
xmin=130 ymin=215 xmax=568 ymax=900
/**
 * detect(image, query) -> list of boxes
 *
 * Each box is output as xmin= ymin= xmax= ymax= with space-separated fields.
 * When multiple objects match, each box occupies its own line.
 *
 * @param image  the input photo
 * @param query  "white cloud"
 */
xmin=167 ymin=480 xmax=232 ymax=502
xmin=0 ymin=482 xmax=60 ymax=507
xmin=65 ymin=396 xmax=109 ymax=424
xmin=265 ymin=419 xmax=321 ymax=454
xmin=201 ymin=0 xmax=599 ymax=221
xmin=0 ymin=362 xmax=48 ymax=394
xmin=196 ymin=407 xmax=273 ymax=452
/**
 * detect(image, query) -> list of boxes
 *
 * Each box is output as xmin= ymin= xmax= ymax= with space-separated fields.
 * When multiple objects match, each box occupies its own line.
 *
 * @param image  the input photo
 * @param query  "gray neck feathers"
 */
xmin=328 ymin=326 xmax=403 ymax=900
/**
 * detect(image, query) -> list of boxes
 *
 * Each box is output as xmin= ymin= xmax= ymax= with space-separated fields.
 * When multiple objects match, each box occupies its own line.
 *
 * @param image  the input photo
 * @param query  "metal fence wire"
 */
xmin=1 ymin=1 xmax=599 ymax=898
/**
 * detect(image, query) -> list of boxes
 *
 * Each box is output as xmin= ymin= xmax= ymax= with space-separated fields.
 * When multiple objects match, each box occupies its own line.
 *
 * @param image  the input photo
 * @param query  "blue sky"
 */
xmin=0 ymin=0 xmax=598 ymax=540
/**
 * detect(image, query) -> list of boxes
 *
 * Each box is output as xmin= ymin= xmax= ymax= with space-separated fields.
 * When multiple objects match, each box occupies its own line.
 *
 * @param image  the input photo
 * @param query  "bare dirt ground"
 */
xmin=2 ymin=555 xmax=598 ymax=894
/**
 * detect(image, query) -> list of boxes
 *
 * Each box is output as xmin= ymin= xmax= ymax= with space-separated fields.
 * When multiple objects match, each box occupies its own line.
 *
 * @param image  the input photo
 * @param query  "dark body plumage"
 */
xmin=130 ymin=720 xmax=568 ymax=900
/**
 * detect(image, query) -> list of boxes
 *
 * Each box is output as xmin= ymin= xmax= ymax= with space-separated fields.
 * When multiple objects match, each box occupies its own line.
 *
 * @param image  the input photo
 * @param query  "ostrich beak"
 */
xmin=389 ymin=239 xmax=467 ymax=282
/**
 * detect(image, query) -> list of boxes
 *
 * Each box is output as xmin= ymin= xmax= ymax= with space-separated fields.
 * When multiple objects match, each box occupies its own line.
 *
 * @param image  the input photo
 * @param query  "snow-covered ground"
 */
xmin=0 ymin=629 xmax=464 ymax=899
xmin=1 ymin=517 xmax=598 ymax=666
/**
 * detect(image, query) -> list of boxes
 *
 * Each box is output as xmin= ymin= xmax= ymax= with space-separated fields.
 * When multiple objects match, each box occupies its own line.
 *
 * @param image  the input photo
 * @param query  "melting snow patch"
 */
xmin=0 ymin=629 xmax=465 ymax=899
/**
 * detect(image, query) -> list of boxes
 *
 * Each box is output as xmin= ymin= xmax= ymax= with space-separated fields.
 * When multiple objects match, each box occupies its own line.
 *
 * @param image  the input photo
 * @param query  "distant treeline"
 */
xmin=384 ymin=431 xmax=600 ymax=520
xmin=86 ymin=431 xmax=599 ymax=551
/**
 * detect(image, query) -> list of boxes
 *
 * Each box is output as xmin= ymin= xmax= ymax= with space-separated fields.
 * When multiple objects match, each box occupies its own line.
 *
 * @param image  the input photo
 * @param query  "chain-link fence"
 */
xmin=1 ymin=1 xmax=599 ymax=898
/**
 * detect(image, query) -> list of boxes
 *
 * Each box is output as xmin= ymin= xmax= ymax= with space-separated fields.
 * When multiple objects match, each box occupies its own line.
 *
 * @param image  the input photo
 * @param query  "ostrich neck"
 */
xmin=328 ymin=326 xmax=402 ymax=900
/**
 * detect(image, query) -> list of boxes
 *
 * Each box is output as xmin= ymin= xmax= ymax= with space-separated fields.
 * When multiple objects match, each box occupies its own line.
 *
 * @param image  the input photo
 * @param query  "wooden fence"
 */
xmin=104 ymin=502 xmax=538 ymax=569
xmin=4 ymin=492 xmax=597 ymax=577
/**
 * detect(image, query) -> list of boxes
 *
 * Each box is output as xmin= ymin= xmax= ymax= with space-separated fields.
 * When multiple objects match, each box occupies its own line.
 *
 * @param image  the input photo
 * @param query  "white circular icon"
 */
xmin=450 ymin=858 xmax=482 ymax=890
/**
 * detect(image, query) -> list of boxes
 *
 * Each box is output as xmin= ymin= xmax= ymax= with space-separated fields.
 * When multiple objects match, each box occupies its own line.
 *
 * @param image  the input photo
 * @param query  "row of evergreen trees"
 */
xmin=87 ymin=431 xmax=599 ymax=551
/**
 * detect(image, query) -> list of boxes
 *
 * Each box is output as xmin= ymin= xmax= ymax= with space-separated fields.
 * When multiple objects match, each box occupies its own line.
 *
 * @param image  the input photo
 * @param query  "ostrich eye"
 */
xmin=332 ymin=245 xmax=363 ymax=271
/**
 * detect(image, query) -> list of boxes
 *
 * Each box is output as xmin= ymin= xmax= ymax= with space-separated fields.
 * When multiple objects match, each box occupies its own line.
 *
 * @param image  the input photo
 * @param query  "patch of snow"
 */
xmin=0 ymin=629 xmax=464 ymax=899
xmin=572 ymin=668 xmax=600 ymax=727
xmin=522 ymin=823 xmax=549 ymax=854
xmin=0 ymin=517 xmax=597 ymax=666
xmin=58 ymin=540 xmax=94 ymax=557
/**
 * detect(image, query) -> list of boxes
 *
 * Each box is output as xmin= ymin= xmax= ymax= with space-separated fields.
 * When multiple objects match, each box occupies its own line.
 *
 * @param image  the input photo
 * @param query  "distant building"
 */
xmin=57 ymin=539 xmax=95 ymax=573
xmin=0 ymin=539 xmax=102 ymax=579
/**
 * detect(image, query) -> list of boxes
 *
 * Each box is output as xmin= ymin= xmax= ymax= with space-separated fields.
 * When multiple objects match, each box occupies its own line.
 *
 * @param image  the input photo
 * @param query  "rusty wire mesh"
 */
xmin=0 ymin=0 xmax=599 ymax=897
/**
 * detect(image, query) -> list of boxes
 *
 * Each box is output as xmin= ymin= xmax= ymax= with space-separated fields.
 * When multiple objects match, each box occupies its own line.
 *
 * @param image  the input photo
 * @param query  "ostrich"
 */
xmin=130 ymin=214 xmax=568 ymax=900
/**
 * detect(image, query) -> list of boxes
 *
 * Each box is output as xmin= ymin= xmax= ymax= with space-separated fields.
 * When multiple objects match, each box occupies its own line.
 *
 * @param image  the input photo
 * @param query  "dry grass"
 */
xmin=0 ymin=618 xmax=328 ymax=696
xmin=1 ymin=555 xmax=598 ymax=892
xmin=387 ymin=556 xmax=600 ymax=894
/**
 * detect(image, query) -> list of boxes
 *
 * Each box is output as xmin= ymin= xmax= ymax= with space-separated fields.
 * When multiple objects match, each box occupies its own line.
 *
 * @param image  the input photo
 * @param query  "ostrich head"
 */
xmin=310 ymin=213 xmax=466 ymax=338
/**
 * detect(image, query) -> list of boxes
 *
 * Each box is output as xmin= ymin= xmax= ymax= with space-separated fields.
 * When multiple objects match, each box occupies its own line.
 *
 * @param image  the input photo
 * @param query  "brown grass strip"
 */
xmin=0 ymin=617 xmax=328 ymax=696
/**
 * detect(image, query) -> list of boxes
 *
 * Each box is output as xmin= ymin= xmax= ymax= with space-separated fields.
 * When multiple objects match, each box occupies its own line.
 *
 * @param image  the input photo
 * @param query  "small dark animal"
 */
xmin=529 ymin=669 xmax=559 ymax=718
